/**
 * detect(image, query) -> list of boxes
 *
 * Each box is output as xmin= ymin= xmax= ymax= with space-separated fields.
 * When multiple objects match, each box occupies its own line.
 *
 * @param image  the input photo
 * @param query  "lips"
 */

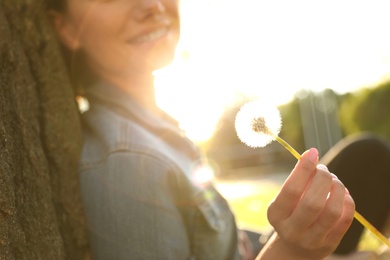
xmin=130 ymin=27 xmax=169 ymax=44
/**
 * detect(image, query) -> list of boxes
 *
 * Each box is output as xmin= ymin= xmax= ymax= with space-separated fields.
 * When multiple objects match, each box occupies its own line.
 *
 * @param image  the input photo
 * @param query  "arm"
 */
xmin=256 ymin=148 xmax=355 ymax=260
xmin=80 ymin=152 xmax=191 ymax=260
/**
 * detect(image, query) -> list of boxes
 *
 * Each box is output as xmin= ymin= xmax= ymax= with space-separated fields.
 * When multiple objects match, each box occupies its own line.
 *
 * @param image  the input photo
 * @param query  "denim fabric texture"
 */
xmin=79 ymin=81 xmax=240 ymax=260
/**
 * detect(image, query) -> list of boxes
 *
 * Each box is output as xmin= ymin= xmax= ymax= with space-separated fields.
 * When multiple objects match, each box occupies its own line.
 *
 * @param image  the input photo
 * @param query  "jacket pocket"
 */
xmin=189 ymin=187 xmax=239 ymax=259
xmin=194 ymin=187 xmax=232 ymax=233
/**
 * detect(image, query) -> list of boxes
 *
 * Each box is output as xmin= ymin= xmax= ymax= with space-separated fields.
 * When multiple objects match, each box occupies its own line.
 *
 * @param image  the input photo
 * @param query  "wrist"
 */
xmin=256 ymin=233 xmax=325 ymax=260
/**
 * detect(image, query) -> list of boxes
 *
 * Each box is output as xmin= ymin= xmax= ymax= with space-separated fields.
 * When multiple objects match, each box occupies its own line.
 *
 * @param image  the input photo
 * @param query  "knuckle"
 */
xmin=282 ymin=186 xmax=302 ymax=201
xmin=315 ymin=169 xmax=332 ymax=182
xmin=317 ymin=210 xmax=341 ymax=232
xmin=267 ymin=203 xmax=278 ymax=224
xmin=302 ymin=199 xmax=323 ymax=215
xmin=267 ymin=201 xmax=284 ymax=225
xmin=299 ymin=159 xmax=316 ymax=174
xmin=281 ymin=227 xmax=300 ymax=244
xmin=341 ymin=214 xmax=355 ymax=227
xmin=326 ymin=206 xmax=342 ymax=222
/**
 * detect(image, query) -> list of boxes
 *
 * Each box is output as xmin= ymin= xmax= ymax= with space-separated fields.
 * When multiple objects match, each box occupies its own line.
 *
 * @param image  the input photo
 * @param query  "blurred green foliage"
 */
xmin=339 ymin=80 xmax=390 ymax=140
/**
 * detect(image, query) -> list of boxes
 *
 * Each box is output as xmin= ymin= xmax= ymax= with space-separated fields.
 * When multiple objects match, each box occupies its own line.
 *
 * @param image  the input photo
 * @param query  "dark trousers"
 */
xmin=320 ymin=133 xmax=390 ymax=254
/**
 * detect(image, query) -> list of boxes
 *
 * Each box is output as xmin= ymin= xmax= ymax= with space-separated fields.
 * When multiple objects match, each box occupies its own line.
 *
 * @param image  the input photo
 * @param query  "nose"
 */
xmin=134 ymin=0 xmax=166 ymax=21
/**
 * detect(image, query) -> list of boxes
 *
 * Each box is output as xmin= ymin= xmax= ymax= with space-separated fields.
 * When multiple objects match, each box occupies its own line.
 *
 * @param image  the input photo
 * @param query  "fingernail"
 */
xmin=317 ymin=164 xmax=328 ymax=171
xmin=308 ymin=148 xmax=318 ymax=163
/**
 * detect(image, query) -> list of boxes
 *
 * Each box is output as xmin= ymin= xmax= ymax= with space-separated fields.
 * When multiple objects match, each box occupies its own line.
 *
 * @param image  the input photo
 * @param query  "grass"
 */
xmin=216 ymin=171 xmax=284 ymax=234
xmin=225 ymin=184 xmax=278 ymax=233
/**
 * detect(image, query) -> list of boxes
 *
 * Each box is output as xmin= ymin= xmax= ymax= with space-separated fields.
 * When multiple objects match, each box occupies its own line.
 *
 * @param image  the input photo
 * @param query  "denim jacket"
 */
xmin=79 ymin=82 xmax=240 ymax=260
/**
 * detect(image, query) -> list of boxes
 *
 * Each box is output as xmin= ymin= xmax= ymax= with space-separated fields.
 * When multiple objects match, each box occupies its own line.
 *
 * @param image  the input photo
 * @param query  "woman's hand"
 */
xmin=257 ymin=148 xmax=356 ymax=260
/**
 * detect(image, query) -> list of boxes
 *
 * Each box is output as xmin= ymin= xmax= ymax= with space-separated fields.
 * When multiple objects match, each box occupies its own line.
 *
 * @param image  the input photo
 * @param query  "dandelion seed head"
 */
xmin=251 ymin=117 xmax=269 ymax=134
xmin=235 ymin=100 xmax=282 ymax=148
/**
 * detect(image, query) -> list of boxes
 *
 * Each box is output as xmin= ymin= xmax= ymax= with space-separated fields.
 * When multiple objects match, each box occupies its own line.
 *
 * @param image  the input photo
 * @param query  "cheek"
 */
xmin=162 ymin=0 xmax=181 ymax=18
xmin=77 ymin=16 xmax=119 ymax=55
xmin=164 ymin=0 xmax=180 ymax=10
xmin=73 ymin=4 xmax=125 ymax=47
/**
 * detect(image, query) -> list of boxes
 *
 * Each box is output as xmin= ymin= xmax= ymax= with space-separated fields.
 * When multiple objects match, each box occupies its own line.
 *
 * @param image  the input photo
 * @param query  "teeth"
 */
xmin=132 ymin=28 xmax=168 ymax=44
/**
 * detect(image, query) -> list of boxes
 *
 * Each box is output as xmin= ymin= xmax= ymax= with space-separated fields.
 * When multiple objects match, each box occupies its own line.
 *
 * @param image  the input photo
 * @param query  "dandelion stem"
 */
xmin=274 ymin=135 xmax=301 ymax=160
xmin=273 ymin=135 xmax=390 ymax=248
xmin=354 ymin=211 xmax=390 ymax=248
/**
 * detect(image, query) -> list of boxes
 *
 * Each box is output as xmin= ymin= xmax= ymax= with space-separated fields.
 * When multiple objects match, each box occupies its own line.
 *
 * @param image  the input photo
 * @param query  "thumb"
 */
xmin=268 ymin=148 xmax=319 ymax=222
xmin=283 ymin=147 xmax=319 ymax=191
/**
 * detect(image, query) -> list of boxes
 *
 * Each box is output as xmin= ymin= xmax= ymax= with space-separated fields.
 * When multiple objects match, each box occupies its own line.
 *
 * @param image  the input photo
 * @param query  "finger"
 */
xmin=325 ymin=191 xmax=355 ymax=245
xmin=289 ymin=164 xmax=333 ymax=229
xmin=268 ymin=148 xmax=318 ymax=222
xmin=309 ymin=176 xmax=346 ymax=239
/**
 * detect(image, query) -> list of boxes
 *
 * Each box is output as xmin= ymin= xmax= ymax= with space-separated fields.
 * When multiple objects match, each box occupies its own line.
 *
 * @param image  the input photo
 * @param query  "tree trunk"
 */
xmin=0 ymin=0 xmax=89 ymax=259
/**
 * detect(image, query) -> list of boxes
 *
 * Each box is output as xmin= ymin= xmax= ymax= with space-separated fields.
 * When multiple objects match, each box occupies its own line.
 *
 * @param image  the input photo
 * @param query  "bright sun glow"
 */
xmin=155 ymin=0 xmax=390 ymax=143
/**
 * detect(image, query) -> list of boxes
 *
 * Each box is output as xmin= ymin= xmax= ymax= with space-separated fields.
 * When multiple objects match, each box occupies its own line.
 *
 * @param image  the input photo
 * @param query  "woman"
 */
xmin=46 ymin=0 xmax=388 ymax=259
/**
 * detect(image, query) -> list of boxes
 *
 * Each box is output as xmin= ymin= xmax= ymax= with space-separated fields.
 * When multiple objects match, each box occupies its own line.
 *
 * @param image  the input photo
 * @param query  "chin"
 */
xmin=156 ymin=55 xmax=176 ymax=69
xmin=150 ymin=34 xmax=179 ymax=70
xmin=149 ymin=49 xmax=177 ymax=71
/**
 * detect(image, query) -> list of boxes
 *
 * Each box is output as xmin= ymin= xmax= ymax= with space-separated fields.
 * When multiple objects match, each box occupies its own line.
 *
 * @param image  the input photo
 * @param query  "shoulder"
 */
xmin=80 ymin=104 xmax=173 ymax=165
xmin=78 ymin=103 xmax=197 ymax=183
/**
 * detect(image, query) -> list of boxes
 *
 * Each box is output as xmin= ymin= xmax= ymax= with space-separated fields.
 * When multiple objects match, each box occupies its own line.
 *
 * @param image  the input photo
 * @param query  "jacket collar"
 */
xmin=84 ymin=80 xmax=200 ymax=160
xmin=85 ymin=80 xmax=183 ymax=136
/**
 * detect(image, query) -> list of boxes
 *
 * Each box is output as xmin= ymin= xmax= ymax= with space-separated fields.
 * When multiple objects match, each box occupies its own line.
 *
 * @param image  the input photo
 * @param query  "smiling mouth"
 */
xmin=130 ymin=27 xmax=169 ymax=44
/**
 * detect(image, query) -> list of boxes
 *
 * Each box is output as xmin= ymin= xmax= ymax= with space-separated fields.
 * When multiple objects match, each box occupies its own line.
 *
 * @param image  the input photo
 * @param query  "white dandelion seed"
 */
xmin=235 ymin=100 xmax=282 ymax=148
xmin=235 ymin=100 xmax=301 ymax=159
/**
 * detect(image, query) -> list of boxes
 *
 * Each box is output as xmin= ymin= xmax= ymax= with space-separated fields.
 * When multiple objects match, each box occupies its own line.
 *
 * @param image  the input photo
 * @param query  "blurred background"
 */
xmin=156 ymin=0 xmax=390 ymax=143
xmin=154 ymin=0 xmax=390 ymax=250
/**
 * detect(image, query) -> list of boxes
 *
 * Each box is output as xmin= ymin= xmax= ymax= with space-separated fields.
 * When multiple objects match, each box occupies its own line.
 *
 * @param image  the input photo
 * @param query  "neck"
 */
xmin=101 ymin=71 xmax=159 ymax=113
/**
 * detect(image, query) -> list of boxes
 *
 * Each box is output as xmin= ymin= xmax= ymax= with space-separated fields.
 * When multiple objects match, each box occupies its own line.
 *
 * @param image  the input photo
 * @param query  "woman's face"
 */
xmin=55 ymin=0 xmax=180 ymax=79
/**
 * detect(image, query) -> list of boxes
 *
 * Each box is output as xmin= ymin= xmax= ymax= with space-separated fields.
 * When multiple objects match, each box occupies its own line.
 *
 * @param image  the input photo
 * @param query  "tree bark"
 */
xmin=0 ymin=0 xmax=89 ymax=259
